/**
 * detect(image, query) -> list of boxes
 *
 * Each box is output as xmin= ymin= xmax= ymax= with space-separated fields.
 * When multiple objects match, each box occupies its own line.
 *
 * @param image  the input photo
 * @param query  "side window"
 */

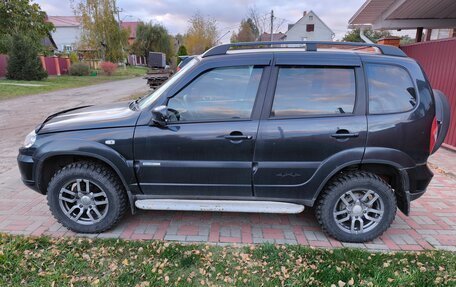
xmin=366 ymin=64 xmax=417 ymax=114
xmin=271 ymin=67 xmax=356 ymax=117
xmin=167 ymin=66 xmax=263 ymax=122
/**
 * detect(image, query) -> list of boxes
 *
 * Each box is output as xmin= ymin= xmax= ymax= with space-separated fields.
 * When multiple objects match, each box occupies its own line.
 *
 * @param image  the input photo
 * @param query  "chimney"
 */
xmin=303 ymin=11 xmax=307 ymax=16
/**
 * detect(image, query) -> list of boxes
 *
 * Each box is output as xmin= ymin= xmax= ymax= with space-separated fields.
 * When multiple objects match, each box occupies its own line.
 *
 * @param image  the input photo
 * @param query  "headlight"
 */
xmin=23 ymin=130 xmax=36 ymax=148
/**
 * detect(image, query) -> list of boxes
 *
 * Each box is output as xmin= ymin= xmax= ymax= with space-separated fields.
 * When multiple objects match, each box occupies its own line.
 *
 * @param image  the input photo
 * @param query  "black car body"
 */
xmin=18 ymin=41 xmax=450 ymax=242
xmin=177 ymin=55 xmax=196 ymax=71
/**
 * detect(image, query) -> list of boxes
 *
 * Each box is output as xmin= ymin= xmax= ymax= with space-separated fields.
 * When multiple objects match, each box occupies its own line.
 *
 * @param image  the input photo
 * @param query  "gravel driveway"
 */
xmin=0 ymin=77 xmax=149 ymax=174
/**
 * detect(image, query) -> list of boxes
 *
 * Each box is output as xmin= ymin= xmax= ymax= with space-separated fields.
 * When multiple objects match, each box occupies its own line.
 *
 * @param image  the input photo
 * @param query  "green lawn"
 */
xmin=0 ymin=66 xmax=148 ymax=101
xmin=0 ymin=234 xmax=454 ymax=286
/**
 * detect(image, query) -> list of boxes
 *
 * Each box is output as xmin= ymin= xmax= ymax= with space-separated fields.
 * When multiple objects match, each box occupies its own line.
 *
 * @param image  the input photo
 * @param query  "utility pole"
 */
xmin=270 ymin=10 xmax=274 ymax=42
xmin=113 ymin=2 xmax=126 ymax=69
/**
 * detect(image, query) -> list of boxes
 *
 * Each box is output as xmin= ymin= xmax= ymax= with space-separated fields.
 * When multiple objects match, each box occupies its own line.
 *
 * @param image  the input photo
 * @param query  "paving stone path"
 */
xmin=1 ymin=78 xmax=455 ymax=251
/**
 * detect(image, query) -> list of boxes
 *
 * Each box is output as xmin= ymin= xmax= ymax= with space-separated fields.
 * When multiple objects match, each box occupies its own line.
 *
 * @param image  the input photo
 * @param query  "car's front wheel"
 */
xmin=316 ymin=171 xmax=397 ymax=243
xmin=47 ymin=161 xmax=127 ymax=233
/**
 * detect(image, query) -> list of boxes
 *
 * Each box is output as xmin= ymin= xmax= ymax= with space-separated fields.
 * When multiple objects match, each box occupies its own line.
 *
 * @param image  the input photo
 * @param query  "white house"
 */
xmin=285 ymin=11 xmax=334 ymax=41
xmin=47 ymin=16 xmax=82 ymax=52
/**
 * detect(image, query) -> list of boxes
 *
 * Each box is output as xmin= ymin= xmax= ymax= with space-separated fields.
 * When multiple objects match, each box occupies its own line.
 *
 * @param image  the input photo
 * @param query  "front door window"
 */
xmin=167 ymin=66 xmax=263 ymax=122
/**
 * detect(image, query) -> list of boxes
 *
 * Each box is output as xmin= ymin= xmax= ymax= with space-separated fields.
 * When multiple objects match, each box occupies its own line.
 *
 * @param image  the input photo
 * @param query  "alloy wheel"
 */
xmin=333 ymin=189 xmax=384 ymax=234
xmin=58 ymin=179 xmax=109 ymax=225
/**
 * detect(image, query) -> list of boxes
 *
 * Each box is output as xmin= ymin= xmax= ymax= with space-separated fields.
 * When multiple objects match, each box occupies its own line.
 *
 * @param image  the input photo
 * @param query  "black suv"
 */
xmin=18 ymin=41 xmax=450 ymax=243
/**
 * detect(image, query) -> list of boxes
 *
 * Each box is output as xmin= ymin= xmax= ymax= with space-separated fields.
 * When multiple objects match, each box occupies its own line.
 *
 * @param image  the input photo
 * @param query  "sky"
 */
xmin=35 ymin=0 xmax=398 ymax=42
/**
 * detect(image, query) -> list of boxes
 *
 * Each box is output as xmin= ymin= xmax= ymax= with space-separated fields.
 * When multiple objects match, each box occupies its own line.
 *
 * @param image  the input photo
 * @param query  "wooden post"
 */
xmin=39 ymin=55 xmax=47 ymax=71
xmin=54 ymin=56 xmax=61 ymax=76
xmin=416 ymin=27 xmax=424 ymax=42
xmin=425 ymin=29 xmax=432 ymax=41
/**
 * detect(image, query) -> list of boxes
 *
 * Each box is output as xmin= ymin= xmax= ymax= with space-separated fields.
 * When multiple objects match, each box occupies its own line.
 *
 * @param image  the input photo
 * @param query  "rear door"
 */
xmin=253 ymin=53 xmax=367 ymax=204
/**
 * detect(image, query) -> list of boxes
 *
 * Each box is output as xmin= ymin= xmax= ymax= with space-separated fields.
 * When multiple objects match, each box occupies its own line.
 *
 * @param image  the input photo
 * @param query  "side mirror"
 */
xmin=151 ymin=105 xmax=169 ymax=127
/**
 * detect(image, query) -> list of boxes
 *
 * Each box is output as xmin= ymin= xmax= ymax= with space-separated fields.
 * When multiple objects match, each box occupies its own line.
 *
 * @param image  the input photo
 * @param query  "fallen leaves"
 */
xmin=0 ymin=234 xmax=454 ymax=287
xmin=122 ymin=258 xmax=129 ymax=266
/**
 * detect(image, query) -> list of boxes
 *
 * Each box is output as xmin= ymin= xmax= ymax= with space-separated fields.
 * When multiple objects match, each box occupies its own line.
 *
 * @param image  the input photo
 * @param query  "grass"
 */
xmin=0 ymin=66 xmax=148 ymax=101
xmin=0 ymin=234 xmax=454 ymax=286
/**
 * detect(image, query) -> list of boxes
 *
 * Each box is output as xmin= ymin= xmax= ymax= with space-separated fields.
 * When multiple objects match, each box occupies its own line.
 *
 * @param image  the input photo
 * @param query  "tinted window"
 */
xmin=366 ymin=64 xmax=416 ymax=114
xmin=271 ymin=67 xmax=356 ymax=117
xmin=167 ymin=66 xmax=263 ymax=122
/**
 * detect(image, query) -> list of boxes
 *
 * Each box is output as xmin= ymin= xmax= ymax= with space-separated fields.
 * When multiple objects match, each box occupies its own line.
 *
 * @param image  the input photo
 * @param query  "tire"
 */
xmin=315 ymin=171 xmax=396 ymax=243
xmin=47 ymin=161 xmax=127 ymax=233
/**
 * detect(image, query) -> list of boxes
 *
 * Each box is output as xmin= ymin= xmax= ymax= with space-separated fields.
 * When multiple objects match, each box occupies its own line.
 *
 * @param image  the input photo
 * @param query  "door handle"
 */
xmin=224 ymin=135 xmax=253 ymax=140
xmin=224 ymin=131 xmax=252 ymax=141
xmin=331 ymin=130 xmax=359 ymax=138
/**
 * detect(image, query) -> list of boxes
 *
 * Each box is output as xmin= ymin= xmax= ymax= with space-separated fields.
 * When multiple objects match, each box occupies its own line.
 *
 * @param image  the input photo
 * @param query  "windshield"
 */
xmin=138 ymin=58 xmax=199 ymax=108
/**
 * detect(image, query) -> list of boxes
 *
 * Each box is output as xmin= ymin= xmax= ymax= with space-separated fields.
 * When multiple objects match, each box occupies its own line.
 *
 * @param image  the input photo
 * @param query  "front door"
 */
xmin=253 ymin=54 xmax=367 ymax=203
xmin=134 ymin=64 xmax=268 ymax=197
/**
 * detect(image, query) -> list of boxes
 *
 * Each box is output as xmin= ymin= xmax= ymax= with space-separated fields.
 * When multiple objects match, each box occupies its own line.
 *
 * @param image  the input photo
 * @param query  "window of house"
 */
xmin=309 ymin=15 xmax=313 ymax=21
xmin=366 ymin=64 xmax=417 ymax=114
xmin=271 ymin=67 xmax=356 ymax=117
xmin=306 ymin=24 xmax=315 ymax=32
xmin=167 ymin=66 xmax=263 ymax=122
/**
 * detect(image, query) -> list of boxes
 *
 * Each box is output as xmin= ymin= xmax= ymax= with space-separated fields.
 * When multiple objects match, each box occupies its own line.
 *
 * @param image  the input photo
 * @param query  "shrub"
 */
xmin=6 ymin=35 xmax=47 ymax=81
xmin=177 ymin=45 xmax=188 ymax=65
xmin=99 ymin=61 xmax=117 ymax=76
xmin=69 ymin=63 xmax=90 ymax=76
xmin=69 ymin=52 xmax=79 ymax=63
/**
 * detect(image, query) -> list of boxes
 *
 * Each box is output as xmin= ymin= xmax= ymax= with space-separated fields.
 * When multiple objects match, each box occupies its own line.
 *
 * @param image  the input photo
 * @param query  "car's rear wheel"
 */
xmin=47 ymin=161 xmax=127 ymax=233
xmin=316 ymin=171 xmax=396 ymax=243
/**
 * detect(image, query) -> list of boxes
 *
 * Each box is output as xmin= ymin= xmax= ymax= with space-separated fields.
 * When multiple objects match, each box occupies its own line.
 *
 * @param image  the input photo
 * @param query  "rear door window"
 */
xmin=271 ymin=67 xmax=356 ymax=117
xmin=366 ymin=64 xmax=417 ymax=114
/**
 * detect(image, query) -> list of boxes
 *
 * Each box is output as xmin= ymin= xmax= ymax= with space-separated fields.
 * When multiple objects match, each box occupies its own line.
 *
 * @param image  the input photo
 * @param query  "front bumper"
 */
xmin=17 ymin=149 xmax=40 ymax=193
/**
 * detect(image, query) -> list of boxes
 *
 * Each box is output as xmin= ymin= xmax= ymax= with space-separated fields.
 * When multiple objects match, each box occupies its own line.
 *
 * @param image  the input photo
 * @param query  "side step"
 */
xmin=135 ymin=199 xmax=305 ymax=214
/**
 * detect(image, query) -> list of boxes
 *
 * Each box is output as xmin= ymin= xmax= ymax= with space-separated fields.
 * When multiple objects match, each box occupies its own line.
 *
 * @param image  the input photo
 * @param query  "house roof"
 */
xmin=121 ymin=22 xmax=139 ymax=39
xmin=258 ymin=32 xmax=286 ymax=41
xmin=41 ymin=32 xmax=58 ymax=50
xmin=286 ymin=10 xmax=335 ymax=35
xmin=349 ymin=0 xmax=456 ymax=29
xmin=47 ymin=16 xmax=81 ymax=27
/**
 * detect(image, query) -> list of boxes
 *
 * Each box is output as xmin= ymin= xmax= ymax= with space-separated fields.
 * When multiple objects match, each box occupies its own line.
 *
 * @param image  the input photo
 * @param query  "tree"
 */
xmin=400 ymin=35 xmax=415 ymax=45
xmin=231 ymin=18 xmax=258 ymax=43
xmin=184 ymin=12 xmax=218 ymax=54
xmin=6 ymin=34 xmax=47 ymax=80
xmin=131 ymin=22 xmax=173 ymax=62
xmin=342 ymin=28 xmax=392 ymax=43
xmin=73 ymin=0 xmax=128 ymax=62
xmin=176 ymin=45 xmax=188 ymax=65
xmin=0 ymin=0 xmax=54 ymax=53
xmin=247 ymin=5 xmax=268 ymax=36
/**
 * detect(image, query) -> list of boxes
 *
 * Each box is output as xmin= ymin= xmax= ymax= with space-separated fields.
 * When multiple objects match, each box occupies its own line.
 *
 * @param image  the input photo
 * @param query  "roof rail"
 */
xmin=202 ymin=41 xmax=407 ymax=58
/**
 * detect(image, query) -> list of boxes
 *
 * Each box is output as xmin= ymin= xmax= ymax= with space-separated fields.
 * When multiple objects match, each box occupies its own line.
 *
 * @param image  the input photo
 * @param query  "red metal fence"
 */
xmin=0 ymin=55 xmax=70 ymax=78
xmin=44 ymin=57 xmax=57 ymax=75
xmin=401 ymin=38 xmax=456 ymax=148
xmin=0 ymin=54 xmax=7 ymax=77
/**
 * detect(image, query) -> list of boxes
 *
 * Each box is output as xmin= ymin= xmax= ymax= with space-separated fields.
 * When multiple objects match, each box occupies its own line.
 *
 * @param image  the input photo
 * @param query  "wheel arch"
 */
xmin=313 ymin=161 xmax=410 ymax=215
xmin=36 ymin=152 xmax=130 ymax=195
xmin=36 ymin=151 xmax=138 ymax=214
